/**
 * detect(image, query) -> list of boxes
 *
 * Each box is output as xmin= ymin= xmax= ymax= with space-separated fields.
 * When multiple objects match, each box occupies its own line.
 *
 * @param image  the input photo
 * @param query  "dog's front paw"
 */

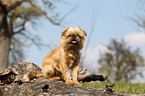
xmin=73 ymin=81 xmax=82 ymax=85
xmin=66 ymin=80 xmax=74 ymax=85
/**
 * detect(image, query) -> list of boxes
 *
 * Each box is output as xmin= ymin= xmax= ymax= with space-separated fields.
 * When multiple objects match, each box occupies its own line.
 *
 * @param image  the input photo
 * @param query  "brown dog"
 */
xmin=26 ymin=27 xmax=87 ymax=85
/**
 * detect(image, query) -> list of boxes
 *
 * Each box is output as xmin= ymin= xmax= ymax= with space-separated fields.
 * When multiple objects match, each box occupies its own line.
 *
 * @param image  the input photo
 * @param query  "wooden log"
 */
xmin=78 ymin=68 xmax=107 ymax=82
xmin=78 ymin=74 xmax=107 ymax=83
xmin=78 ymin=68 xmax=89 ymax=75
xmin=0 ymin=62 xmax=144 ymax=96
xmin=0 ymin=62 xmax=107 ymax=85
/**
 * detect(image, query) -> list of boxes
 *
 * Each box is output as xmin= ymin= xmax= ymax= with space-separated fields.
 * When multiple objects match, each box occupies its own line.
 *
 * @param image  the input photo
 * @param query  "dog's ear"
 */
xmin=83 ymin=30 xmax=87 ymax=36
xmin=61 ymin=28 xmax=69 ymax=37
xmin=78 ymin=27 xmax=87 ymax=36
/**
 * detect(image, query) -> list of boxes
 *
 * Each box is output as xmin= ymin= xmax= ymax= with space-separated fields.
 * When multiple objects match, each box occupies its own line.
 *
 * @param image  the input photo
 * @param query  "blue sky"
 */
xmin=24 ymin=0 xmax=145 ymax=82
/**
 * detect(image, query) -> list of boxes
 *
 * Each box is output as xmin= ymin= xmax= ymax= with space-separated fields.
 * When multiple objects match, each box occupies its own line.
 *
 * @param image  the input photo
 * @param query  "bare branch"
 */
xmin=78 ymin=74 xmax=107 ymax=83
xmin=78 ymin=68 xmax=107 ymax=82
xmin=79 ymin=68 xmax=89 ymax=75
xmin=130 ymin=17 xmax=145 ymax=29
xmin=28 ymin=1 xmax=60 ymax=25
xmin=130 ymin=18 xmax=142 ymax=27
xmin=59 ymin=4 xmax=78 ymax=24
xmin=13 ymin=20 xmax=26 ymax=34
xmin=7 ymin=0 xmax=27 ymax=12
xmin=18 ymin=32 xmax=42 ymax=50
xmin=81 ymin=6 xmax=99 ymax=66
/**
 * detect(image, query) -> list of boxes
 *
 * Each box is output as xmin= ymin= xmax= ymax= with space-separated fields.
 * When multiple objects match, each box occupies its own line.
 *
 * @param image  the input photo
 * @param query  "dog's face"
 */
xmin=61 ymin=27 xmax=87 ymax=49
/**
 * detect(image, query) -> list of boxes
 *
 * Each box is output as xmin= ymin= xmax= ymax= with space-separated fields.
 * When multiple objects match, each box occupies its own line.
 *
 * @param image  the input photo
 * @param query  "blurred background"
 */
xmin=0 ymin=0 xmax=145 ymax=83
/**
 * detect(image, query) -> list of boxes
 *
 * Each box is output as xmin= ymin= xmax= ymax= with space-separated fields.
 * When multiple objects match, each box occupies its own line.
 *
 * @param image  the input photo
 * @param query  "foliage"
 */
xmin=81 ymin=82 xmax=145 ymax=94
xmin=98 ymin=39 xmax=144 ymax=81
xmin=131 ymin=0 xmax=145 ymax=30
xmin=1 ymin=0 xmax=70 ymax=65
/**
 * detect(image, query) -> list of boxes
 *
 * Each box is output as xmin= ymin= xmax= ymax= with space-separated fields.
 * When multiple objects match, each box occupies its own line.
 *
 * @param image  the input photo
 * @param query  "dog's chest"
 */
xmin=66 ymin=53 xmax=79 ymax=69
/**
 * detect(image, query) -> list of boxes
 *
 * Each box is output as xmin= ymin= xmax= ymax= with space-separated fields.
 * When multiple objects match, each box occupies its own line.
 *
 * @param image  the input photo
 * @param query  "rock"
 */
xmin=0 ymin=62 xmax=41 ymax=84
xmin=0 ymin=78 xmax=105 ymax=96
xmin=0 ymin=62 xmax=145 ymax=96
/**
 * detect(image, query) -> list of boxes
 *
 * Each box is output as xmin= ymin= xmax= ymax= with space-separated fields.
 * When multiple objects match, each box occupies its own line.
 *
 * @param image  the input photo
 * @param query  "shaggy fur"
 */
xmin=27 ymin=27 xmax=87 ymax=85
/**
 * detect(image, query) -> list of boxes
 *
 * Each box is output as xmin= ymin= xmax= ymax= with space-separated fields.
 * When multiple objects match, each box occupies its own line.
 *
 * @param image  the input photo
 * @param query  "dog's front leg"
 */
xmin=60 ymin=63 xmax=73 ymax=85
xmin=72 ymin=65 xmax=81 ymax=85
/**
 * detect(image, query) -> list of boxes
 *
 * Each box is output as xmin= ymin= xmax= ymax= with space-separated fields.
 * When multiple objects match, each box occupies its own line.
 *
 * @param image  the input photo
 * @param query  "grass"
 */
xmin=81 ymin=81 xmax=145 ymax=94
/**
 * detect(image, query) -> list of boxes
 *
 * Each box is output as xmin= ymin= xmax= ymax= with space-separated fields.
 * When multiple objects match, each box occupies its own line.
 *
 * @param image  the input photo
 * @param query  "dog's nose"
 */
xmin=72 ymin=35 xmax=76 ymax=39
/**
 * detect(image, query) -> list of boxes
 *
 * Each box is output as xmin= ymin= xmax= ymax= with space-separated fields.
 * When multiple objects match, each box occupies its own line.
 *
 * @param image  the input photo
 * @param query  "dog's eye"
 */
xmin=77 ymin=34 xmax=81 ymax=38
xmin=67 ymin=35 xmax=71 ymax=37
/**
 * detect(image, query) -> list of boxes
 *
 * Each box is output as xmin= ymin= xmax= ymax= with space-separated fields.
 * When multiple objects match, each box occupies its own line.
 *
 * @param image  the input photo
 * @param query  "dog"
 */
xmin=26 ymin=27 xmax=87 ymax=85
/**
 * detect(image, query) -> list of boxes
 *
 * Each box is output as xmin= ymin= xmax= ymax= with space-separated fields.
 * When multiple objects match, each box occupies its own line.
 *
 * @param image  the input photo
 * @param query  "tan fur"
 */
xmin=27 ymin=27 xmax=87 ymax=85
xmin=27 ymin=71 xmax=43 ymax=79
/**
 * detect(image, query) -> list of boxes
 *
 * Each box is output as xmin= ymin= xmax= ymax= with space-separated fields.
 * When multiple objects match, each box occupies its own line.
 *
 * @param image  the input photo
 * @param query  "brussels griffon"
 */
xmin=27 ymin=27 xmax=87 ymax=85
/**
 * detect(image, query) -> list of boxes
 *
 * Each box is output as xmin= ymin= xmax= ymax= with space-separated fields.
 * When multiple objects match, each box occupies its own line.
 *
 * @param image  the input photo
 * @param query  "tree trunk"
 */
xmin=0 ymin=4 xmax=11 ymax=71
xmin=0 ymin=62 xmax=144 ymax=96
